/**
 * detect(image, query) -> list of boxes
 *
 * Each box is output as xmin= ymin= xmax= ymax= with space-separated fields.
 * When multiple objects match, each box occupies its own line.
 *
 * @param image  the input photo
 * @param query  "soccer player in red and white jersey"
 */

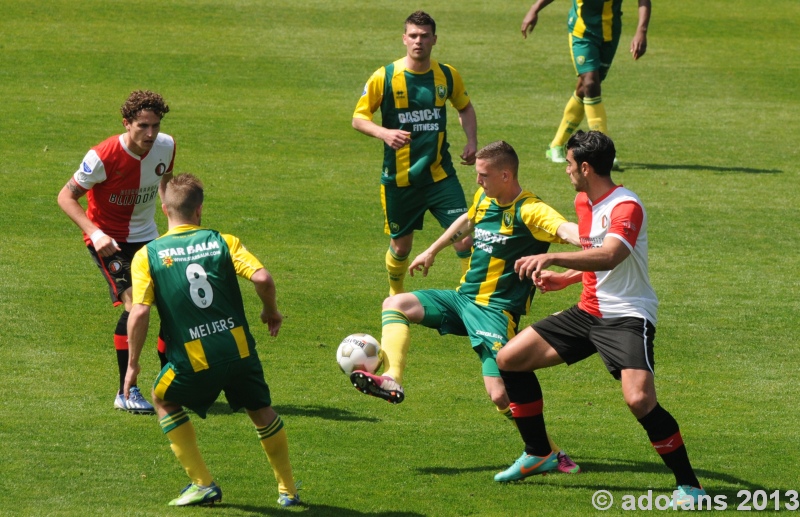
xmin=57 ymin=90 xmax=176 ymax=414
xmin=493 ymin=131 xmax=706 ymax=507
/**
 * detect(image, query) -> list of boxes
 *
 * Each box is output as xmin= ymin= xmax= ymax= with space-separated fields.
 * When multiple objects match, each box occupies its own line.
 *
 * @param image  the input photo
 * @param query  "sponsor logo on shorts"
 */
xmin=108 ymin=260 xmax=123 ymax=274
xmin=446 ymin=208 xmax=467 ymax=215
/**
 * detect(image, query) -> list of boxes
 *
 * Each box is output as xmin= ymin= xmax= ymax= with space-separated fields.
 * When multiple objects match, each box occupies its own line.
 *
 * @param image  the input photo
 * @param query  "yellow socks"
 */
xmin=161 ymin=410 xmax=213 ymax=487
xmin=583 ymin=96 xmax=608 ymax=135
xmin=381 ymin=310 xmax=411 ymax=383
xmin=551 ymin=93 xmax=585 ymax=148
xmin=386 ymin=247 xmax=409 ymax=296
xmin=257 ymin=415 xmax=296 ymax=496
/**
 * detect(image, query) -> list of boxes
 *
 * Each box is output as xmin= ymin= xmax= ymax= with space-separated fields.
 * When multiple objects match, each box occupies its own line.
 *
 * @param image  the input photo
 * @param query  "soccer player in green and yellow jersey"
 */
xmin=350 ymin=141 xmax=583 ymax=475
xmin=520 ymin=0 xmax=651 ymax=168
xmin=124 ymin=174 xmax=300 ymax=508
xmin=353 ymin=10 xmax=478 ymax=296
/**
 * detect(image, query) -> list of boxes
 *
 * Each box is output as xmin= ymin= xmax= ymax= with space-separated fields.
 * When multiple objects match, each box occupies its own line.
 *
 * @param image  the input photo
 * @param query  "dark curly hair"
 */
xmin=120 ymin=90 xmax=170 ymax=121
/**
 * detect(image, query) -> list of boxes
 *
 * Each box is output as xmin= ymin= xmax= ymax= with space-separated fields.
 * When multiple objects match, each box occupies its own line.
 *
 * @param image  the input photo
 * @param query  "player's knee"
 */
xmin=625 ymin=391 xmax=656 ymax=417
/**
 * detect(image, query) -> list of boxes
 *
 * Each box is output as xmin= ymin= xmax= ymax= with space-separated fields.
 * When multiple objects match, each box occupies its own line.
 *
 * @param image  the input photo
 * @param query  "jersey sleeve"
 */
xmin=353 ymin=68 xmax=385 ymax=121
xmin=72 ymin=149 xmax=107 ymax=190
xmin=222 ymin=234 xmax=265 ymax=280
xmin=445 ymin=64 xmax=471 ymax=111
xmin=606 ymin=201 xmax=644 ymax=249
xmin=130 ymin=247 xmax=156 ymax=306
xmin=519 ymin=197 xmax=569 ymax=244
xmin=467 ymin=188 xmax=485 ymax=219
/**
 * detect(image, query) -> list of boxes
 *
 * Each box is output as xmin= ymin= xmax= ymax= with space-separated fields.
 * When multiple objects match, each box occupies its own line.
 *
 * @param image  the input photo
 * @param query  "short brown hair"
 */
xmin=164 ymin=174 xmax=204 ymax=219
xmin=120 ymin=90 xmax=170 ymax=121
xmin=475 ymin=141 xmax=519 ymax=178
xmin=405 ymin=11 xmax=436 ymax=34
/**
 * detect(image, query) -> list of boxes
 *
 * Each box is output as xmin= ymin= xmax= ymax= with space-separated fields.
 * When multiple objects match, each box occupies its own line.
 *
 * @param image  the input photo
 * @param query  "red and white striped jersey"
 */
xmin=575 ymin=185 xmax=658 ymax=324
xmin=73 ymin=133 xmax=175 ymax=244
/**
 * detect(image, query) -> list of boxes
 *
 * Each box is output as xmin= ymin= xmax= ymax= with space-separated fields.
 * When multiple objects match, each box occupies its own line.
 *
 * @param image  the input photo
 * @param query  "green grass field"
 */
xmin=1 ymin=0 xmax=798 ymax=515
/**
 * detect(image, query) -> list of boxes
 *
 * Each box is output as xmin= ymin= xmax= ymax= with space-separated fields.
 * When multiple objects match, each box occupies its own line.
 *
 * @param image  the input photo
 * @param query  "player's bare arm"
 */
xmin=521 ymin=0 xmax=556 ymax=38
xmin=252 ymin=268 xmax=283 ymax=337
xmin=556 ymin=221 xmax=580 ymax=246
xmin=352 ymin=118 xmax=411 ymax=150
xmin=457 ymin=103 xmax=478 ymax=165
xmin=534 ymin=269 xmax=583 ymax=293
xmin=410 ymin=213 xmax=474 ymax=277
xmin=516 ymin=236 xmax=632 ymax=280
xmin=123 ymin=303 xmax=151 ymax=399
xmin=57 ymin=178 xmax=120 ymax=257
xmin=630 ymin=0 xmax=651 ymax=60
xmin=159 ymin=171 xmax=174 ymax=200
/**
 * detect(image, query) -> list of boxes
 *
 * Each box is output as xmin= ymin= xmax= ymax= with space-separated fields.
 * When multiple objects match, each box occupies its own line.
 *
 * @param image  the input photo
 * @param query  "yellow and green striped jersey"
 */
xmin=131 ymin=225 xmax=263 ymax=374
xmin=457 ymin=189 xmax=569 ymax=315
xmin=354 ymin=58 xmax=471 ymax=188
xmin=568 ymin=0 xmax=623 ymax=42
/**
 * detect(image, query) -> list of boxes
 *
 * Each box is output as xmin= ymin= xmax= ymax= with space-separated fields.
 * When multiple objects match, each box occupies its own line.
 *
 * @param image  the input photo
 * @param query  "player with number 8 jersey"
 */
xmin=132 ymin=228 xmax=260 ymax=374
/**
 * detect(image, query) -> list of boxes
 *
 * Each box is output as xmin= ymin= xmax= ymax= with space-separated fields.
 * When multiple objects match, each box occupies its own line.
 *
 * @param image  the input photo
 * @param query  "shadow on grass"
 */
xmin=418 ymin=457 xmax=779 ymax=496
xmin=221 ymin=502 xmax=424 ymax=516
xmin=620 ymin=163 xmax=782 ymax=174
xmin=195 ymin=402 xmax=381 ymax=422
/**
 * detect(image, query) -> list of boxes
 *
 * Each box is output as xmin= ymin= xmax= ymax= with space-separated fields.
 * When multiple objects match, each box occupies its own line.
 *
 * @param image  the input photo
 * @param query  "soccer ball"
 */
xmin=336 ymin=333 xmax=382 ymax=375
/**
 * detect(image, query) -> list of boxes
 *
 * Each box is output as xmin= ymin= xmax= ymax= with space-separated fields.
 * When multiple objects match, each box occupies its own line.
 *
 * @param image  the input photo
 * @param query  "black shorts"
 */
xmin=88 ymin=241 xmax=148 ymax=306
xmin=533 ymin=305 xmax=656 ymax=380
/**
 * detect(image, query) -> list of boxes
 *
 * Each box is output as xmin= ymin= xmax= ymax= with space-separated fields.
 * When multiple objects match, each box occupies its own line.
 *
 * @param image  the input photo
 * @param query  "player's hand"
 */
xmin=521 ymin=11 xmax=539 ymax=38
xmin=460 ymin=144 xmax=477 ymax=166
xmin=409 ymin=251 xmax=436 ymax=277
xmin=123 ymin=362 xmax=141 ymax=400
xmin=383 ymin=129 xmax=411 ymax=150
xmin=261 ymin=308 xmax=283 ymax=337
xmin=630 ymin=32 xmax=647 ymax=60
xmin=95 ymin=234 xmax=121 ymax=257
xmin=514 ymin=254 xmax=552 ymax=280
xmin=534 ymin=270 xmax=568 ymax=293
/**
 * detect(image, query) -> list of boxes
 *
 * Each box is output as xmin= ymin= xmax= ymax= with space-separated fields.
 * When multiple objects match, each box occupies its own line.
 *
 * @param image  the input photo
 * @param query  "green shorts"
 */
xmin=153 ymin=353 xmax=272 ymax=418
xmin=381 ymin=175 xmax=468 ymax=239
xmin=413 ymin=289 xmax=520 ymax=377
xmin=569 ymin=33 xmax=620 ymax=80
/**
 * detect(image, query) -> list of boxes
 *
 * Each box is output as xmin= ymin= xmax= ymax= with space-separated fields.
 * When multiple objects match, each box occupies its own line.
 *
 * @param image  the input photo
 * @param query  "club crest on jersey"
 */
xmin=436 ymin=84 xmax=447 ymax=100
xmin=82 ymin=162 xmax=92 ymax=173
xmin=155 ymin=163 xmax=167 ymax=177
xmin=502 ymin=210 xmax=514 ymax=230
xmin=108 ymin=260 xmax=123 ymax=274
xmin=162 ymin=256 xmax=174 ymax=268
xmin=601 ymin=215 xmax=609 ymax=228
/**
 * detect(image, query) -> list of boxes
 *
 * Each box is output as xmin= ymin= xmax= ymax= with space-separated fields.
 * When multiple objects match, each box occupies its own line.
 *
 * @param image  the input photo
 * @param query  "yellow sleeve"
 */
xmin=467 ymin=188 xmax=485 ymax=219
xmin=519 ymin=196 xmax=569 ymax=244
xmin=222 ymin=234 xmax=265 ymax=280
xmin=444 ymin=64 xmax=471 ymax=111
xmin=130 ymin=246 xmax=156 ymax=306
xmin=353 ymin=68 xmax=385 ymax=121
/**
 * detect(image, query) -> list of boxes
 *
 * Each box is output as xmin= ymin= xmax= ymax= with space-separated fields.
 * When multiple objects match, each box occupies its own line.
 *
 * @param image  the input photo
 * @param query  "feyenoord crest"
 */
xmin=155 ymin=163 xmax=167 ymax=176
xmin=436 ymin=84 xmax=447 ymax=100
xmin=502 ymin=211 xmax=514 ymax=229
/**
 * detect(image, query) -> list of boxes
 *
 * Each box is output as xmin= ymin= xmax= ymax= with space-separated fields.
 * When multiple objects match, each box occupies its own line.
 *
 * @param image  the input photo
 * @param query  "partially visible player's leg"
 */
xmin=250 ymin=407 xmax=300 ymax=506
xmin=351 ymin=293 xmax=424 ymax=403
xmin=427 ymin=175 xmax=472 ymax=276
xmin=382 ymin=184 xmax=425 ymax=296
xmin=622 ymin=369 xmax=703 ymax=494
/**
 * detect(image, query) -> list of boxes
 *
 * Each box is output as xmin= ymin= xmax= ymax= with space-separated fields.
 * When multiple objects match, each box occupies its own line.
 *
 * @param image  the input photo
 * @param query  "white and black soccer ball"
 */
xmin=336 ymin=333 xmax=382 ymax=375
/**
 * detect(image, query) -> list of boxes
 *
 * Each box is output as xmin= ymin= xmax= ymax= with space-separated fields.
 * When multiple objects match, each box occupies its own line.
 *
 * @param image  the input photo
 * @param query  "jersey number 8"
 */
xmin=186 ymin=263 xmax=213 ymax=308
